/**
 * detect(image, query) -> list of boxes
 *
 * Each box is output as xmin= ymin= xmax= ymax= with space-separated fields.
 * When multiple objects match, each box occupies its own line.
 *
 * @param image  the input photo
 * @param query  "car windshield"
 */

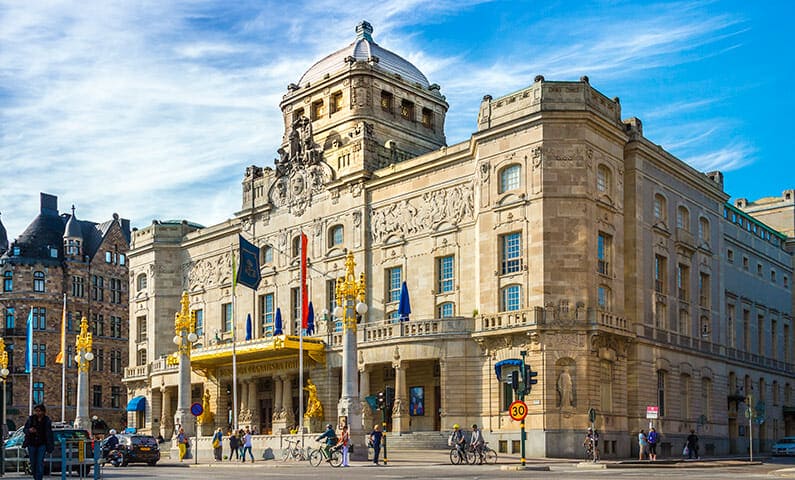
xmin=131 ymin=436 xmax=158 ymax=447
xmin=777 ymin=438 xmax=795 ymax=445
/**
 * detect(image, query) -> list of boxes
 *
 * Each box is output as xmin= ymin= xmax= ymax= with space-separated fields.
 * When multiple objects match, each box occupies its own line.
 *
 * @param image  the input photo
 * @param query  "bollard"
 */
xmin=93 ymin=440 xmax=100 ymax=480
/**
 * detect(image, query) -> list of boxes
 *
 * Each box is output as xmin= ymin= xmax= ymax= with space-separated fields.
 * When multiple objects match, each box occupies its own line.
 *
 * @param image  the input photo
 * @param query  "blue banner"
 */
xmin=24 ymin=309 xmax=33 ymax=373
xmin=236 ymin=235 xmax=261 ymax=290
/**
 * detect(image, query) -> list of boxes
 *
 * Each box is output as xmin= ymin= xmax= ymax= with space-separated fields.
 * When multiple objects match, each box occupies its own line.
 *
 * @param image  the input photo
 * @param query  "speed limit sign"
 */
xmin=509 ymin=400 xmax=528 ymax=421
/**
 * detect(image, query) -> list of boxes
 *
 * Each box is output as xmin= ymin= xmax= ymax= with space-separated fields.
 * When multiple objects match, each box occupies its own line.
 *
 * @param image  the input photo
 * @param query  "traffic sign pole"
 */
xmin=520 ymin=350 xmax=527 ymax=467
xmin=190 ymin=402 xmax=203 ymax=465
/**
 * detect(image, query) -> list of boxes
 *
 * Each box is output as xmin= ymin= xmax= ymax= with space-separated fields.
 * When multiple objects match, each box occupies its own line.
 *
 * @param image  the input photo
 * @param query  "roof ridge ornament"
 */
xmin=356 ymin=20 xmax=373 ymax=41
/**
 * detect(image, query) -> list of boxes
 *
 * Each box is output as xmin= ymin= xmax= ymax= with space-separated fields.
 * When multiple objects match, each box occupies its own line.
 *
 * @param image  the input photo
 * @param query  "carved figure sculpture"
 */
xmin=303 ymin=379 xmax=323 ymax=420
xmin=197 ymin=390 xmax=215 ymax=425
xmin=557 ymin=366 xmax=574 ymax=408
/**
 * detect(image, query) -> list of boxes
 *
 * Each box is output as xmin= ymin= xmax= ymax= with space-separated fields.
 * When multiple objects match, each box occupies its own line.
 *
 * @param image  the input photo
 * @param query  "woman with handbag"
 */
xmin=176 ymin=427 xmax=189 ymax=462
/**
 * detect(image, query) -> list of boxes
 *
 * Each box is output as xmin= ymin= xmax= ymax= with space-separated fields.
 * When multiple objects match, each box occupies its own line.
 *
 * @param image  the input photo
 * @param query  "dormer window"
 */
xmin=49 ymin=247 xmax=58 ymax=258
xmin=421 ymin=108 xmax=433 ymax=129
xmin=331 ymin=92 xmax=343 ymax=114
xmin=311 ymin=100 xmax=325 ymax=120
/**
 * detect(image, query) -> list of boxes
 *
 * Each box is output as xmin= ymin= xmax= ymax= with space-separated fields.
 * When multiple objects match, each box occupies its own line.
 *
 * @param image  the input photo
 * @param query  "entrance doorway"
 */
xmin=434 ymin=386 xmax=441 ymax=431
xmin=261 ymin=398 xmax=273 ymax=435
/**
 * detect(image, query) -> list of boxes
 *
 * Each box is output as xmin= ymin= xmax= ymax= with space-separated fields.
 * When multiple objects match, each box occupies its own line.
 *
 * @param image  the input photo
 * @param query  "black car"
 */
xmin=4 ymin=427 xmax=93 ymax=474
xmin=102 ymin=434 xmax=159 ymax=466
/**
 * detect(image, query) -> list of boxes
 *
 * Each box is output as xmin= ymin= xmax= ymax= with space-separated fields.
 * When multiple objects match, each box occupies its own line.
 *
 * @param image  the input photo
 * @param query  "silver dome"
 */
xmin=298 ymin=21 xmax=430 ymax=89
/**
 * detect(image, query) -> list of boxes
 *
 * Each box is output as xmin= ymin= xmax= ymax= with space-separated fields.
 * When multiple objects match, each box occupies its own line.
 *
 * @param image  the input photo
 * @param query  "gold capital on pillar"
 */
xmin=335 ymin=252 xmax=366 ymax=332
xmin=75 ymin=316 xmax=93 ymax=372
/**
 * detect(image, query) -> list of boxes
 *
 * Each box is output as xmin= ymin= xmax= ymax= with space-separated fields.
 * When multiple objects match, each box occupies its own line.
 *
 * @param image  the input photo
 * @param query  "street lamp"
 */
xmin=173 ymin=292 xmax=197 ymax=436
xmin=334 ymin=251 xmax=367 ymax=459
xmin=74 ymin=317 xmax=93 ymax=430
xmin=0 ymin=337 xmax=9 ymax=477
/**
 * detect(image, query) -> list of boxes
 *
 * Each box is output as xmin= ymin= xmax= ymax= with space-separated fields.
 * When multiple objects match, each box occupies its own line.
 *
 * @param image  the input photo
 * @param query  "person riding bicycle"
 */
xmin=316 ymin=423 xmax=338 ymax=460
xmin=470 ymin=424 xmax=485 ymax=455
xmin=451 ymin=424 xmax=466 ymax=458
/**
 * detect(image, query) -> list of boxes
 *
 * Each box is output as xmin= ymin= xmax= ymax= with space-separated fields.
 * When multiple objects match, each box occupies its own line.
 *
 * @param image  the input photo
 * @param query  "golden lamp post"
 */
xmin=74 ymin=317 xmax=94 ymax=430
xmin=173 ymin=292 xmax=198 ymax=436
xmin=0 ymin=336 xmax=8 ymax=474
xmin=333 ymin=251 xmax=367 ymax=459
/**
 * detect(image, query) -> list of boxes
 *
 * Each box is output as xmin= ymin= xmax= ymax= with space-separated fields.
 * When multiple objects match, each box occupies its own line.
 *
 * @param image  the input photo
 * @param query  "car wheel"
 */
xmin=148 ymin=460 xmax=158 ymax=466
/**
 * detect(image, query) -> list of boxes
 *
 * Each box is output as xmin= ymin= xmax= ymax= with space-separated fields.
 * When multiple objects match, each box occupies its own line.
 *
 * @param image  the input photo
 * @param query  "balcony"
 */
xmin=675 ymin=228 xmax=697 ymax=253
xmin=360 ymin=316 xmax=473 ymax=344
xmin=123 ymin=364 xmax=150 ymax=382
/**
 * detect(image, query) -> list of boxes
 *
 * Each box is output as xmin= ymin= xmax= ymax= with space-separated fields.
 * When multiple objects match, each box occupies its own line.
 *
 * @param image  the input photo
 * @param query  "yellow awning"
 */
xmin=190 ymin=335 xmax=326 ymax=368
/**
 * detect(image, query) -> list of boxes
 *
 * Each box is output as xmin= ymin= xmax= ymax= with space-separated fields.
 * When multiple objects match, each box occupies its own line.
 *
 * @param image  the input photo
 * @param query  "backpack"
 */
xmin=447 ymin=432 xmax=454 ymax=447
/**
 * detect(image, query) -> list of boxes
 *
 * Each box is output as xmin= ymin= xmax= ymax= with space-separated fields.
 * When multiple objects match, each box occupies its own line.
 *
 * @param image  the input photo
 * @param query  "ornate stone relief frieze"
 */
xmin=370 ymin=182 xmax=475 ymax=243
xmin=182 ymin=252 xmax=232 ymax=291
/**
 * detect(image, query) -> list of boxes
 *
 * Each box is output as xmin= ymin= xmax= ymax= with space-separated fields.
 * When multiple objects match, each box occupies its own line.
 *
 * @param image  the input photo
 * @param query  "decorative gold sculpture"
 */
xmin=303 ymin=378 xmax=323 ymax=420
xmin=335 ymin=252 xmax=366 ymax=332
xmin=174 ymin=292 xmax=197 ymax=356
xmin=75 ymin=316 xmax=93 ymax=372
xmin=197 ymin=390 xmax=214 ymax=425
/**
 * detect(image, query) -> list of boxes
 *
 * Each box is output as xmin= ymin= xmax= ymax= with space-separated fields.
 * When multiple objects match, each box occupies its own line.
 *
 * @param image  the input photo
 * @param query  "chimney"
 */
xmin=40 ymin=193 xmax=58 ymax=216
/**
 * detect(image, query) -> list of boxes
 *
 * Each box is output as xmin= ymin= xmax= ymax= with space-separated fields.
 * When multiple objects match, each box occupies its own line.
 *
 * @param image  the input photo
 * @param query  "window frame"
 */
xmin=499 ymin=164 xmax=521 ymax=194
xmin=500 ymin=284 xmax=521 ymax=312
xmin=33 ymin=271 xmax=45 ymax=292
xmin=436 ymin=256 xmax=454 ymax=293
xmin=500 ymin=232 xmax=522 ymax=275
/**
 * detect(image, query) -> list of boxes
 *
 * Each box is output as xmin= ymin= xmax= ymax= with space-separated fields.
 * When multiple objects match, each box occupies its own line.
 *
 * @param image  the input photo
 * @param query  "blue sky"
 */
xmin=1 ymin=0 xmax=792 ymax=237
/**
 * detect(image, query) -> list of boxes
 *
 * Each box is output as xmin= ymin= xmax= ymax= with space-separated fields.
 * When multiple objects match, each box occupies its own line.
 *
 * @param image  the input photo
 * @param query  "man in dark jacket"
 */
xmin=23 ymin=404 xmax=54 ymax=480
xmin=316 ymin=424 xmax=338 ymax=459
xmin=686 ymin=429 xmax=699 ymax=459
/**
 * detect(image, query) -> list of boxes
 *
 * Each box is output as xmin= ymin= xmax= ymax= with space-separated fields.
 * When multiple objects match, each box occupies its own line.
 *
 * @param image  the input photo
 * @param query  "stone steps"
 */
xmin=382 ymin=432 xmax=449 ymax=450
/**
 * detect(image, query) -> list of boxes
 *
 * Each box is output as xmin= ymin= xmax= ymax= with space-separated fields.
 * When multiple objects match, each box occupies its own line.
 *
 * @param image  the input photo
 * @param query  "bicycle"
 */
xmin=449 ymin=444 xmax=467 ymax=465
xmin=468 ymin=442 xmax=497 ymax=465
xmin=281 ymin=438 xmax=306 ymax=461
xmin=308 ymin=441 xmax=342 ymax=467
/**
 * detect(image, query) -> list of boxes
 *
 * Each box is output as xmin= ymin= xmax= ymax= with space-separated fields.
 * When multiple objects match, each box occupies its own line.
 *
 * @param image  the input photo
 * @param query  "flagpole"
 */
xmin=231 ymin=244 xmax=239 ymax=431
xmin=298 ymin=232 xmax=304 ymax=434
xmin=61 ymin=293 xmax=67 ymax=422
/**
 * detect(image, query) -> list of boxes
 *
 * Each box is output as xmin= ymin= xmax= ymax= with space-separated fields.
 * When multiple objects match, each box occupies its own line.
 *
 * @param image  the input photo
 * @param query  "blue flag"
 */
xmin=24 ymin=309 xmax=33 ymax=373
xmin=236 ymin=235 xmax=261 ymax=290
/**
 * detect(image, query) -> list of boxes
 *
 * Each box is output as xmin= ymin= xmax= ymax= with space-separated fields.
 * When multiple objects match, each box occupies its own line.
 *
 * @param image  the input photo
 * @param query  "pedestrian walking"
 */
xmin=369 ymin=424 xmax=383 ymax=465
xmin=337 ymin=425 xmax=350 ymax=467
xmin=242 ymin=427 xmax=254 ymax=462
xmin=228 ymin=429 xmax=240 ymax=460
xmin=638 ymin=429 xmax=648 ymax=460
xmin=212 ymin=428 xmax=223 ymax=461
xmin=686 ymin=429 xmax=700 ymax=459
xmin=647 ymin=427 xmax=659 ymax=461
xmin=176 ymin=427 xmax=189 ymax=462
xmin=23 ymin=404 xmax=54 ymax=480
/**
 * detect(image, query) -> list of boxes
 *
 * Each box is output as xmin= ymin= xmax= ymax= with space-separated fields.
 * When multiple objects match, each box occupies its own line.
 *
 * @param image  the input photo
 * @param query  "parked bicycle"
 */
xmin=308 ymin=441 xmax=342 ymax=467
xmin=281 ymin=438 xmax=306 ymax=462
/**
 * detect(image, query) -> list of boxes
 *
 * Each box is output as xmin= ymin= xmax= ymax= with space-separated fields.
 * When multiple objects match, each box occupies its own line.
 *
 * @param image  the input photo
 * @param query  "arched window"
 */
xmin=596 ymin=164 xmax=611 ymax=194
xmin=600 ymin=360 xmax=613 ymax=412
xmin=678 ymin=309 xmax=690 ymax=335
xmin=499 ymin=165 xmax=520 ymax=193
xmin=677 ymin=206 xmax=690 ymax=230
xmin=33 ymin=271 xmax=45 ymax=292
xmin=261 ymin=245 xmax=273 ymax=264
xmin=3 ymin=271 xmax=11 ymax=292
xmin=329 ymin=225 xmax=344 ymax=248
xmin=292 ymin=236 xmax=301 ymax=258
xmin=681 ymin=373 xmax=691 ymax=419
xmin=701 ymin=377 xmax=711 ymax=421
xmin=500 ymin=285 xmax=521 ymax=312
xmin=654 ymin=194 xmax=667 ymax=221
xmin=437 ymin=302 xmax=454 ymax=318
xmin=698 ymin=217 xmax=710 ymax=242
xmin=137 ymin=274 xmax=147 ymax=291
xmin=657 ymin=370 xmax=666 ymax=416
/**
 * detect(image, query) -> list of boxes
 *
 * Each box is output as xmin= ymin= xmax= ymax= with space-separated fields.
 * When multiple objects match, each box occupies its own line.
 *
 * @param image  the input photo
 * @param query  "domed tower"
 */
xmin=278 ymin=21 xmax=448 ymax=179
xmin=63 ymin=205 xmax=83 ymax=258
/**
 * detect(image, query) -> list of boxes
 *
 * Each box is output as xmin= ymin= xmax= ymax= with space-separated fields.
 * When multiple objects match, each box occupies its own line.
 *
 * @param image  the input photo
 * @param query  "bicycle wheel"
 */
xmin=282 ymin=447 xmax=291 ymax=461
xmin=465 ymin=448 xmax=478 ymax=465
xmin=449 ymin=448 xmax=462 ymax=465
xmin=293 ymin=447 xmax=306 ymax=461
xmin=484 ymin=448 xmax=498 ymax=465
xmin=329 ymin=449 xmax=343 ymax=467
xmin=308 ymin=449 xmax=323 ymax=467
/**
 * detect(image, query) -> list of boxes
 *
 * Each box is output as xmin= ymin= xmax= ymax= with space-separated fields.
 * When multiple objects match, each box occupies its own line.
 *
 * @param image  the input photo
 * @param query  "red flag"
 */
xmin=301 ymin=232 xmax=309 ymax=329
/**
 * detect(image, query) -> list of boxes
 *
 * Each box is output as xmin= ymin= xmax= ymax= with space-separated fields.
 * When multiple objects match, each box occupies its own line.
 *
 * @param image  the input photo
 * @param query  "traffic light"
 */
xmin=377 ymin=391 xmax=386 ymax=409
xmin=384 ymin=386 xmax=395 ymax=410
xmin=525 ymin=366 xmax=538 ymax=394
xmin=510 ymin=370 xmax=519 ymax=392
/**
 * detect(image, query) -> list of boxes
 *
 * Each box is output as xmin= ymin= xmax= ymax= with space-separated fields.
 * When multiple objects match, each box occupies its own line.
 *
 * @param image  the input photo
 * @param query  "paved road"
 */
xmin=11 ymin=453 xmax=795 ymax=479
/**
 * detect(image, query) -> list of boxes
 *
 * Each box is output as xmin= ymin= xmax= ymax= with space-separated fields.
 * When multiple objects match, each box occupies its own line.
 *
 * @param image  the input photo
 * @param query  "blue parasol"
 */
xmin=306 ymin=301 xmax=315 ymax=335
xmin=274 ymin=307 xmax=283 ymax=335
xmin=245 ymin=313 xmax=252 ymax=341
xmin=397 ymin=281 xmax=412 ymax=322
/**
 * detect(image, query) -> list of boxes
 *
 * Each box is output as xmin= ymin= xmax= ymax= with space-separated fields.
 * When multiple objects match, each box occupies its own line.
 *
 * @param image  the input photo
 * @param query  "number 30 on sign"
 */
xmin=509 ymin=400 xmax=528 ymax=421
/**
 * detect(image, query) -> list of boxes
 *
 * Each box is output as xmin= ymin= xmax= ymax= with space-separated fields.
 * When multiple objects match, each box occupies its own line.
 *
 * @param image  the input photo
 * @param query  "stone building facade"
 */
xmin=0 ymin=193 xmax=130 ymax=431
xmin=123 ymin=22 xmax=794 ymax=458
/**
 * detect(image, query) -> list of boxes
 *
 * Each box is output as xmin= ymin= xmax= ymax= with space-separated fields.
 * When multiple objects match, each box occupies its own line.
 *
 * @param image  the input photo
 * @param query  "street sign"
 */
xmin=509 ymin=400 xmax=528 ymax=421
xmin=588 ymin=407 xmax=597 ymax=423
xmin=646 ymin=406 xmax=659 ymax=419
xmin=190 ymin=402 xmax=203 ymax=417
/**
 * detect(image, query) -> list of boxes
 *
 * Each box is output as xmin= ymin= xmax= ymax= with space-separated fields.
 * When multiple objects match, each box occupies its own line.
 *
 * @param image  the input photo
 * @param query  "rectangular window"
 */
xmin=291 ymin=287 xmax=300 ymax=333
xmin=292 ymin=107 xmax=304 ymax=122
xmin=386 ymin=267 xmax=402 ymax=303
xmin=92 ymin=348 xmax=104 ymax=372
xmin=330 ymin=91 xmax=343 ymax=114
xmin=657 ymin=371 xmax=666 ymax=417
xmin=421 ymin=108 xmax=433 ymax=129
xmin=380 ymin=91 xmax=393 ymax=112
xmin=222 ymin=303 xmax=232 ymax=332
xmin=260 ymin=294 xmax=274 ymax=337
xmin=71 ymin=276 xmax=84 ymax=298
xmin=110 ymin=316 xmax=123 ymax=338
xmin=681 ymin=375 xmax=691 ymax=420
xmin=785 ymin=324 xmax=791 ymax=363
xmin=67 ymin=345 xmax=74 ymax=369
xmin=91 ymin=275 xmax=104 ymax=301
xmin=194 ymin=309 xmax=203 ymax=338
xmin=110 ymin=278 xmax=123 ymax=304
xmin=111 ymin=386 xmax=121 ymax=409
xmin=758 ymin=314 xmax=765 ymax=354
xmin=311 ymin=99 xmax=325 ymax=120
xmin=66 ymin=383 xmax=73 ymax=405
xmin=400 ymin=99 xmax=414 ymax=120
xmin=743 ymin=309 xmax=751 ymax=352
xmin=2 ymin=272 xmax=11 ymax=292
xmin=92 ymin=314 xmax=104 ymax=336
xmin=502 ymin=381 xmax=516 ymax=411
xmin=501 ymin=285 xmax=521 ymax=312
xmin=327 ymin=279 xmax=337 ymax=315
xmin=772 ymin=319 xmax=778 ymax=359
xmin=727 ymin=304 xmax=736 ymax=349
xmin=742 ymin=256 xmax=749 ymax=270
xmin=110 ymin=350 xmax=122 ymax=374
xmin=699 ymin=272 xmax=711 ymax=308
xmin=4 ymin=307 xmax=14 ymax=329
xmin=33 ymin=382 xmax=44 ymax=405
xmin=92 ymin=385 xmax=102 ymax=408
xmin=727 ymin=249 xmax=734 ymax=263
xmin=597 ymin=233 xmax=611 ymax=275
xmin=437 ymin=256 xmax=454 ymax=293
xmin=33 ymin=272 xmax=45 ymax=292
xmin=501 ymin=232 xmax=522 ymax=274
xmin=32 ymin=307 xmax=46 ymax=330
xmin=33 ymin=343 xmax=46 ymax=368
xmin=598 ymin=286 xmax=608 ymax=309
xmin=677 ymin=264 xmax=689 ymax=301
xmin=136 ymin=316 xmax=147 ymax=342
xmin=437 ymin=302 xmax=454 ymax=318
